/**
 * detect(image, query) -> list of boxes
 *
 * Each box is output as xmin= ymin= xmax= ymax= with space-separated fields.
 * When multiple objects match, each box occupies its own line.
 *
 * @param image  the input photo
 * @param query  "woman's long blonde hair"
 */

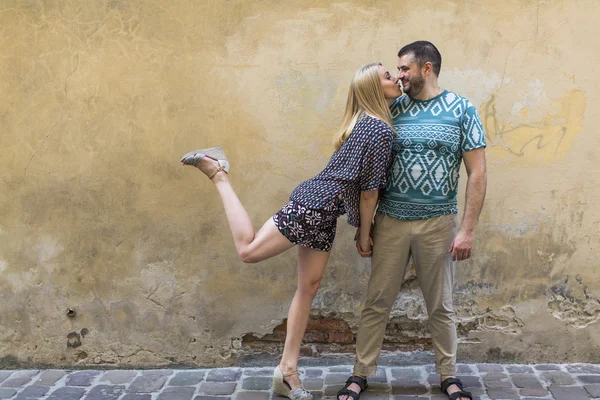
xmin=333 ymin=62 xmax=395 ymax=150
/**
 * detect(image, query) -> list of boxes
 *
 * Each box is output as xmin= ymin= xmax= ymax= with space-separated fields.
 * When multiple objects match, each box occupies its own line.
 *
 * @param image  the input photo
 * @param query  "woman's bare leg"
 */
xmin=197 ymin=157 xmax=294 ymax=263
xmin=279 ymin=246 xmax=330 ymax=388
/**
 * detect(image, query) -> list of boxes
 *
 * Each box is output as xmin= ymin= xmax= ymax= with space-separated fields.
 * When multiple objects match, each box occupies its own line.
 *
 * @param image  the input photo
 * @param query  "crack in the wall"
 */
xmin=22 ymin=52 xmax=80 ymax=180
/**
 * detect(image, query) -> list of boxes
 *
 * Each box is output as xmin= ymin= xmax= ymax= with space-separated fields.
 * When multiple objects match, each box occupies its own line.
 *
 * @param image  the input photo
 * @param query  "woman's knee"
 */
xmin=298 ymin=277 xmax=322 ymax=297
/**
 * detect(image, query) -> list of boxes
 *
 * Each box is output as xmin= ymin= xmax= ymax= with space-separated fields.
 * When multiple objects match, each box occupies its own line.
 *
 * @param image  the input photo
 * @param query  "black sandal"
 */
xmin=336 ymin=375 xmax=368 ymax=400
xmin=440 ymin=377 xmax=472 ymax=400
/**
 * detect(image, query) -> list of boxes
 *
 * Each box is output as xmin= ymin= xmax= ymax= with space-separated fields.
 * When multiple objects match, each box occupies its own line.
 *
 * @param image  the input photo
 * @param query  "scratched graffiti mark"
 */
xmin=482 ymin=90 xmax=585 ymax=165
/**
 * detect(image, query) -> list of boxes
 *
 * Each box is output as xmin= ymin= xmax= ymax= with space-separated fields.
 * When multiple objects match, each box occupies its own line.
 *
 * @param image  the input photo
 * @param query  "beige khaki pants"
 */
xmin=354 ymin=213 xmax=458 ymax=376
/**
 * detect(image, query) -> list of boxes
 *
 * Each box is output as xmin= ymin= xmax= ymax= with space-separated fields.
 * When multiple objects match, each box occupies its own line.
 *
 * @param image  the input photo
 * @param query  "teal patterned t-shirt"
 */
xmin=378 ymin=90 xmax=486 ymax=220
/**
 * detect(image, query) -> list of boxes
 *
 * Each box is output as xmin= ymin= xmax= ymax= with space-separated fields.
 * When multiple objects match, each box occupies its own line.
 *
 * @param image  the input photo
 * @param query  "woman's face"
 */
xmin=378 ymin=65 xmax=403 ymax=100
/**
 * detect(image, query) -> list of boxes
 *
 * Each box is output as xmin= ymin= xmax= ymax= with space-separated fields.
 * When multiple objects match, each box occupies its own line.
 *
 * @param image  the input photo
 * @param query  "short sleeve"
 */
xmin=360 ymin=124 xmax=394 ymax=191
xmin=460 ymin=100 xmax=486 ymax=152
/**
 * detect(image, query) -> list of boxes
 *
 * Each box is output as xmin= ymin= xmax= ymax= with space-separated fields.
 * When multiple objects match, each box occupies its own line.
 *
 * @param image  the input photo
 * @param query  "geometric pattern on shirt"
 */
xmin=380 ymin=90 xmax=486 ymax=220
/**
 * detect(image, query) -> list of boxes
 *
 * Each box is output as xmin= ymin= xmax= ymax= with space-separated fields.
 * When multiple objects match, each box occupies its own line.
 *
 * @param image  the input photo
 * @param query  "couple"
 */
xmin=181 ymin=41 xmax=486 ymax=400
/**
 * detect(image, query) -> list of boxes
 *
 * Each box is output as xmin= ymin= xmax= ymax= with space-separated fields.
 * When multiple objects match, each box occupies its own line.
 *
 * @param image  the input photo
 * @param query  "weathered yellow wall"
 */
xmin=1 ymin=0 xmax=599 ymax=367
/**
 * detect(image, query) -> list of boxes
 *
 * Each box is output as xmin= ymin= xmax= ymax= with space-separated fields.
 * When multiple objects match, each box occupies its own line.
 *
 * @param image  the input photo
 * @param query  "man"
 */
xmin=338 ymin=41 xmax=487 ymax=400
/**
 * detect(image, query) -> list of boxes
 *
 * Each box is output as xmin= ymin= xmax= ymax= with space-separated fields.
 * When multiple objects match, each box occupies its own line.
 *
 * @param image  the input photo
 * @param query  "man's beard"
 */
xmin=405 ymin=73 xmax=425 ymax=97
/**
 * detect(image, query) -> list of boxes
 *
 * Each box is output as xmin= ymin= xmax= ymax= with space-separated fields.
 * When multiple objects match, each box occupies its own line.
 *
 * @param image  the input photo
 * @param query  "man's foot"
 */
xmin=440 ymin=376 xmax=472 ymax=400
xmin=337 ymin=375 xmax=368 ymax=400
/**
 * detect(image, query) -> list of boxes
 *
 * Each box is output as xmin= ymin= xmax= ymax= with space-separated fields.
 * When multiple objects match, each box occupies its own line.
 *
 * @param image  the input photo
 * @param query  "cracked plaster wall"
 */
xmin=1 ymin=0 xmax=599 ymax=367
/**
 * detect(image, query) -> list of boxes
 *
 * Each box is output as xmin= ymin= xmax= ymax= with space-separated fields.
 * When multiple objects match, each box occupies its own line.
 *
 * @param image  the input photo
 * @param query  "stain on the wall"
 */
xmin=482 ymin=90 xmax=585 ymax=165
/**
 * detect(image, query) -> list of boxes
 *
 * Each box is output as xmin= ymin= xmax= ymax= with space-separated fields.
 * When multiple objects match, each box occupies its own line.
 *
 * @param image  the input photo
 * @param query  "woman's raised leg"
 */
xmin=191 ymin=155 xmax=294 ymax=263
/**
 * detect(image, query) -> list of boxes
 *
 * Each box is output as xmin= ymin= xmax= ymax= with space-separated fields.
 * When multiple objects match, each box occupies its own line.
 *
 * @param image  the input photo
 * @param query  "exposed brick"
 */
xmin=306 ymin=318 xmax=351 ymax=332
xmin=303 ymin=332 xmax=328 ymax=343
xmin=327 ymin=332 xmax=354 ymax=344
xmin=258 ymin=331 xmax=286 ymax=342
xmin=299 ymin=346 xmax=314 ymax=357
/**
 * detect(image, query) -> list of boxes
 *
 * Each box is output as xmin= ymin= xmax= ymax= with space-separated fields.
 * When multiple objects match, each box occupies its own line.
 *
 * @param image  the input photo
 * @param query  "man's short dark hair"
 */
xmin=398 ymin=41 xmax=442 ymax=77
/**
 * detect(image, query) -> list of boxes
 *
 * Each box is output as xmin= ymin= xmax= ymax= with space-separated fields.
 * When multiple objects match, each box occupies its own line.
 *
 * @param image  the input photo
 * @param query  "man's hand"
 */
xmin=449 ymin=229 xmax=475 ymax=261
xmin=355 ymin=228 xmax=373 ymax=258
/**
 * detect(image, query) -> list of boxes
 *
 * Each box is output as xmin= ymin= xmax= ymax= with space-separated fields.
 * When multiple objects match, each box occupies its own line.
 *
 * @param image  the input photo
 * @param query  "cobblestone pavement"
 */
xmin=1 ymin=364 xmax=600 ymax=400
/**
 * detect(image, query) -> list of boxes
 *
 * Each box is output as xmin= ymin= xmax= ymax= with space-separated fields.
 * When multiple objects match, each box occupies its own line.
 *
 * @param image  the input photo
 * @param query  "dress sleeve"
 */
xmin=360 ymin=124 xmax=394 ymax=191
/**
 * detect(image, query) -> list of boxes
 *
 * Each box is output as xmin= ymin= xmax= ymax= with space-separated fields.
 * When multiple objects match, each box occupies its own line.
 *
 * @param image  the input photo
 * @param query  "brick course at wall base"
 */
xmin=241 ymin=318 xmax=433 ymax=357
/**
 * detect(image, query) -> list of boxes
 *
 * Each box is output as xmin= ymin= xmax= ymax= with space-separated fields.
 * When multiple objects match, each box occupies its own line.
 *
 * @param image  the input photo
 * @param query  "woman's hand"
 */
xmin=355 ymin=228 xmax=374 ymax=257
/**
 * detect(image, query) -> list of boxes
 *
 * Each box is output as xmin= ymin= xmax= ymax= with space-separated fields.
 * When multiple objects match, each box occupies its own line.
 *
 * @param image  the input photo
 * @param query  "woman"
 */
xmin=180 ymin=62 xmax=402 ymax=400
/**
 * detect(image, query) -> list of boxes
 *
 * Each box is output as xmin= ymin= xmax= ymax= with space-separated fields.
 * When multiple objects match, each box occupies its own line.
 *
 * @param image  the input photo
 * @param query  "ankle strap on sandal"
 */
xmin=283 ymin=370 xmax=298 ymax=377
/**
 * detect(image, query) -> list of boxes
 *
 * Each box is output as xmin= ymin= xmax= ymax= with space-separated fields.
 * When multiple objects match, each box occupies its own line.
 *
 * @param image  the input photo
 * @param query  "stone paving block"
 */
xmin=305 ymin=369 xmax=324 ymax=378
xmin=244 ymin=369 xmax=273 ymax=377
xmin=169 ymin=371 xmax=207 ymax=386
xmin=368 ymin=381 xmax=392 ymax=392
xmin=579 ymin=374 xmax=600 ymax=383
xmin=510 ymin=373 xmax=544 ymax=389
xmin=0 ymin=370 xmax=38 ymax=387
xmin=534 ymin=364 xmax=561 ymax=371
xmin=540 ymin=371 xmax=575 ymax=385
xmin=566 ymin=364 xmax=600 ymax=374
xmin=519 ymin=386 xmax=550 ymax=397
xmin=476 ymin=364 xmax=504 ymax=373
xmin=65 ymin=370 xmax=101 ymax=386
xmin=585 ymin=384 xmax=600 ymax=397
xmin=549 ymin=385 xmax=590 ymax=400
xmin=324 ymin=384 xmax=345 ymax=396
xmin=485 ymin=387 xmax=520 ymax=399
xmin=194 ymin=397 xmax=231 ymax=400
xmin=236 ymin=392 xmax=271 ymax=400
xmin=46 ymin=387 xmax=86 ymax=400
xmin=0 ymin=388 xmax=16 ymax=399
xmin=391 ymin=396 xmax=428 ymax=400
xmin=35 ymin=370 xmax=67 ymax=386
xmin=326 ymin=374 xmax=352 ymax=385
xmin=207 ymin=369 xmax=242 ymax=382
xmin=100 ymin=370 xmax=138 ymax=384
xmin=85 ymin=384 xmax=126 ymax=400
xmin=329 ymin=367 xmax=352 ymax=373
xmin=0 ymin=373 xmax=10 ymax=385
xmin=128 ymin=373 xmax=170 ymax=392
xmin=506 ymin=365 xmax=534 ymax=373
xmin=122 ymin=395 xmax=152 ymax=400
xmin=391 ymin=381 xmax=427 ymax=396
xmin=369 ymin=367 xmax=388 ymax=383
xmin=15 ymin=385 xmax=51 ymax=399
xmin=483 ymin=373 xmax=508 ymax=381
xmin=391 ymin=368 xmax=422 ymax=381
xmin=303 ymin=378 xmax=324 ymax=391
xmin=483 ymin=380 xmax=512 ymax=388
xmin=199 ymin=382 xmax=238 ymax=395
xmin=157 ymin=386 xmax=196 ymax=400
xmin=457 ymin=365 xmax=474 ymax=374
xmin=242 ymin=377 xmax=272 ymax=390
xmin=360 ymin=392 xmax=390 ymax=400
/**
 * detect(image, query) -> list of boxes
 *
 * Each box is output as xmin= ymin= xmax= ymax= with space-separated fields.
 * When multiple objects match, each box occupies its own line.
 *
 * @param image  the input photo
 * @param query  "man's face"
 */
xmin=397 ymin=53 xmax=425 ymax=98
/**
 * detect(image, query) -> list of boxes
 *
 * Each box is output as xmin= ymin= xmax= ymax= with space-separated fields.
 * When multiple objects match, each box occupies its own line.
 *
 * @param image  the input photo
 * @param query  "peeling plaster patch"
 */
xmin=0 ymin=260 xmax=6 ymax=273
xmin=511 ymin=79 xmax=549 ymax=120
xmin=547 ymin=276 xmax=600 ymax=328
xmin=36 ymin=236 xmax=64 ymax=264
